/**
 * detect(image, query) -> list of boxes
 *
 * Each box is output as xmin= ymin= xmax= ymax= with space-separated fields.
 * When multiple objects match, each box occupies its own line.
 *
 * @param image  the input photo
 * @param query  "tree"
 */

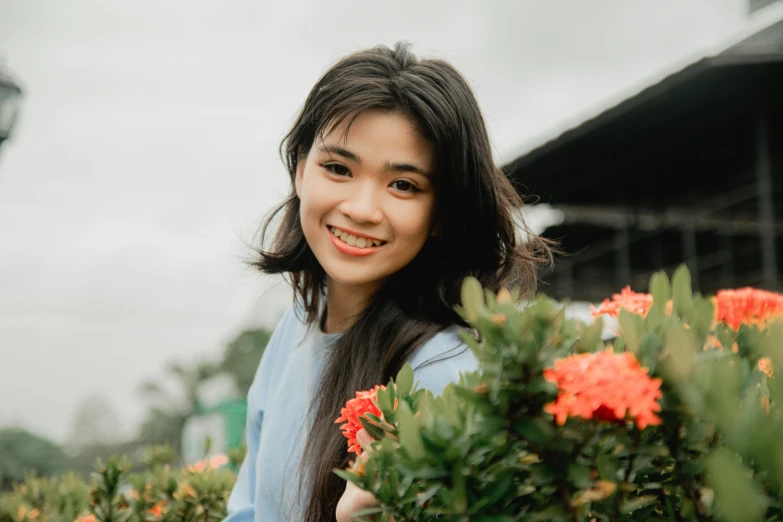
xmin=0 ymin=428 xmax=70 ymax=490
xmin=136 ymin=360 xmax=221 ymax=452
xmin=66 ymin=395 xmax=123 ymax=451
xmin=134 ymin=328 xmax=270 ymax=453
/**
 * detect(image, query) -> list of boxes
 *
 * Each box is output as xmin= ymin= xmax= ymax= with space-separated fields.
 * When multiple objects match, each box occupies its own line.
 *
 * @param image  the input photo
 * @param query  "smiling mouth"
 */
xmin=328 ymin=226 xmax=386 ymax=249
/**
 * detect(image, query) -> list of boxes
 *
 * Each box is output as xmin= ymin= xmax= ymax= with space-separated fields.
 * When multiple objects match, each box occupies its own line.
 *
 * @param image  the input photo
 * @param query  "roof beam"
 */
xmin=552 ymin=203 xmax=783 ymax=235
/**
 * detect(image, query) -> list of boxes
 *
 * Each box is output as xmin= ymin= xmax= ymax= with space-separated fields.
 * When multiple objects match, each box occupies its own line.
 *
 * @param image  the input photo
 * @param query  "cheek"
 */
xmin=298 ymin=169 xmax=332 ymax=223
xmin=394 ymin=199 xmax=435 ymax=243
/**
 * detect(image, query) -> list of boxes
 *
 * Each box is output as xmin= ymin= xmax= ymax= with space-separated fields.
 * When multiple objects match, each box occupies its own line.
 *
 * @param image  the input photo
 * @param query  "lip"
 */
xmin=327 ymin=226 xmax=384 ymax=257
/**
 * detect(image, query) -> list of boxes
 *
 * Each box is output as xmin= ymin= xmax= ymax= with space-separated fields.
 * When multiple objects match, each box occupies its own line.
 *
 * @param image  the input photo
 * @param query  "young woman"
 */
xmin=225 ymin=42 xmax=553 ymax=522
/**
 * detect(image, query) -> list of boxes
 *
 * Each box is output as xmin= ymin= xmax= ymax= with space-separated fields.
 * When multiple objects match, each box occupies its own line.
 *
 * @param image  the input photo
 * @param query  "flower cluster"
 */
xmin=592 ymin=284 xmax=783 ymax=333
xmin=590 ymin=286 xmax=654 ymax=319
xmin=543 ymin=350 xmax=663 ymax=430
xmin=186 ymin=454 xmax=229 ymax=473
xmin=335 ymin=385 xmax=385 ymax=455
xmin=330 ymin=274 xmax=783 ymax=520
xmin=714 ymin=287 xmax=783 ymax=330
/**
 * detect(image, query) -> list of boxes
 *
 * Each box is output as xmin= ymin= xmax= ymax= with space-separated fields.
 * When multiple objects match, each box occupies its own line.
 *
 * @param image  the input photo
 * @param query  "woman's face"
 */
xmin=295 ymin=109 xmax=437 ymax=293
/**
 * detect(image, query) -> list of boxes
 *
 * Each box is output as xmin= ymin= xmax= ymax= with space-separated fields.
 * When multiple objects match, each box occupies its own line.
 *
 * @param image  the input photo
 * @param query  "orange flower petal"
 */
xmin=335 ymin=385 xmax=386 ymax=456
xmin=543 ymin=350 xmax=662 ymax=430
xmin=591 ymin=287 xmax=654 ymax=319
xmin=714 ymin=288 xmax=783 ymax=330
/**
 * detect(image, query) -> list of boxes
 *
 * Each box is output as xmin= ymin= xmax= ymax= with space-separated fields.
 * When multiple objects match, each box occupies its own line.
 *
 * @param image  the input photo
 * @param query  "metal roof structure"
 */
xmin=503 ymin=17 xmax=783 ymax=302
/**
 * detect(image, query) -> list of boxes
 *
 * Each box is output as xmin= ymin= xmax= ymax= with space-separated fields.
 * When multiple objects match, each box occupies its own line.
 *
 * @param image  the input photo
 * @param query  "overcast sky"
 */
xmin=0 ymin=0 xmax=754 ymax=443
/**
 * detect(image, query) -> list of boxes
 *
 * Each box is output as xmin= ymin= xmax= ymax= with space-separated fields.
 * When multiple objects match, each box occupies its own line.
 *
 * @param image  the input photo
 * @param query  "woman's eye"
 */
xmin=390 ymin=180 xmax=419 ymax=193
xmin=322 ymin=163 xmax=350 ymax=176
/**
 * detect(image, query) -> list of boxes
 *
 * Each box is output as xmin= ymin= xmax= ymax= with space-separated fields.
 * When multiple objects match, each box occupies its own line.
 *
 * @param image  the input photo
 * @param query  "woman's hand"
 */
xmin=335 ymin=429 xmax=395 ymax=522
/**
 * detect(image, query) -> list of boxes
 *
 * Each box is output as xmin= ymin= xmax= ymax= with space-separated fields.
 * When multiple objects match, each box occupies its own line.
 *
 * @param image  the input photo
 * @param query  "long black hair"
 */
xmin=252 ymin=41 xmax=554 ymax=521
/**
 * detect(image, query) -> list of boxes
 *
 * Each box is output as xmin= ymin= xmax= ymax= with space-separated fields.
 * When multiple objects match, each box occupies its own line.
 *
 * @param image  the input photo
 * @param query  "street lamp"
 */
xmin=0 ymin=69 xmax=22 ymax=153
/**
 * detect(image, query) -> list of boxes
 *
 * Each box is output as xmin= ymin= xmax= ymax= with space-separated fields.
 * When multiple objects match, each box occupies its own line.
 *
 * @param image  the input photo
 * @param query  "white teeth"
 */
xmin=330 ymin=227 xmax=383 ymax=248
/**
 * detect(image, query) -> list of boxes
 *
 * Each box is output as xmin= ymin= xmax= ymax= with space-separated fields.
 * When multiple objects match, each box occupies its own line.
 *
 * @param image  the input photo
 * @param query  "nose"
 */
xmin=338 ymin=180 xmax=384 ymax=225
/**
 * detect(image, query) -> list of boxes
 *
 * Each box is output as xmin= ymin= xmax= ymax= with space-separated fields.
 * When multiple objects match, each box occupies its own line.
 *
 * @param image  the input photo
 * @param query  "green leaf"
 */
xmin=359 ymin=417 xmax=386 ymax=441
xmin=649 ymin=271 xmax=671 ymax=308
xmin=376 ymin=387 xmax=395 ymax=420
xmin=671 ymin=265 xmax=693 ymax=319
xmin=761 ymin=322 xmax=783 ymax=378
xmin=619 ymin=309 xmax=642 ymax=354
xmin=395 ymin=363 xmax=414 ymax=398
xmin=691 ymin=297 xmax=716 ymax=344
xmin=706 ymin=449 xmax=766 ymax=522
xmin=484 ymin=288 xmax=497 ymax=309
xmin=597 ymin=453 xmax=618 ymax=482
xmin=706 ymin=357 xmax=743 ymax=430
xmin=577 ymin=316 xmax=604 ymax=353
xmin=333 ymin=468 xmax=364 ymax=488
xmin=569 ymin=464 xmax=592 ymax=488
xmin=451 ymin=462 xmax=467 ymax=513
xmin=524 ymin=506 xmax=567 ymax=521
xmin=662 ymin=323 xmax=697 ymax=382
xmin=397 ymin=473 xmax=414 ymax=498
xmin=351 ymin=506 xmax=385 ymax=518
xmin=363 ymin=412 xmax=382 ymax=424
xmin=363 ymin=413 xmax=396 ymax=434
xmin=396 ymin=401 xmax=425 ymax=460
xmin=646 ymin=303 xmax=666 ymax=331
xmin=411 ymin=484 xmax=441 ymax=507
xmin=460 ymin=277 xmax=485 ymax=323
xmin=638 ymin=331 xmax=664 ymax=373
xmin=515 ymin=418 xmax=554 ymax=444
xmin=621 ymin=495 xmax=658 ymax=514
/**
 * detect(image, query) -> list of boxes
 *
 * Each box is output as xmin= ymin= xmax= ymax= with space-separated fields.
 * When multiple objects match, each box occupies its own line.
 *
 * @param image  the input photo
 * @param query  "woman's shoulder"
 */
xmin=407 ymin=325 xmax=478 ymax=397
xmin=247 ymin=304 xmax=310 ymax=393
xmin=263 ymin=304 xmax=307 ymax=351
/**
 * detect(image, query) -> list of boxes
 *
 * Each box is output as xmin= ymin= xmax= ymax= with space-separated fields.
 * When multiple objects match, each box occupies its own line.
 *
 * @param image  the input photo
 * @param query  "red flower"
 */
xmin=590 ymin=287 xmax=653 ymax=319
xmin=543 ymin=350 xmax=663 ymax=430
xmin=335 ymin=385 xmax=385 ymax=455
xmin=149 ymin=501 xmax=166 ymax=517
xmin=187 ymin=453 xmax=229 ymax=473
xmin=714 ymin=287 xmax=783 ymax=330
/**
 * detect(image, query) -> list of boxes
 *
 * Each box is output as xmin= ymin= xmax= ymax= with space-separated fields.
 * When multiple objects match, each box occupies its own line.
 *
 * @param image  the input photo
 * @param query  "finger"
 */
xmin=336 ymin=482 xmax=381 ymax=522
xmin=356 ymin=429 xmax=375 ymax=453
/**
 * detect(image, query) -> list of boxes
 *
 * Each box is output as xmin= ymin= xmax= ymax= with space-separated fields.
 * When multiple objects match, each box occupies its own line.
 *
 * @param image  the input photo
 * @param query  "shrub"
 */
xmin=0 ymin=447 xmax=240 ymax=522
xmin=337 ymin=267 xmax=783 ymax=521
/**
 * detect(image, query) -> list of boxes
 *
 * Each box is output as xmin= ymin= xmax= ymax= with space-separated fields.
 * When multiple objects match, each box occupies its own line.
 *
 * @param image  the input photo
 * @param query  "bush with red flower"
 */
xmin=4 ymin=265 xmax=783 ymax=522
xmin=0 ymin=448 xmax=240 ymax=522
xmin=337 ymin=266 xmax=783 ymax=521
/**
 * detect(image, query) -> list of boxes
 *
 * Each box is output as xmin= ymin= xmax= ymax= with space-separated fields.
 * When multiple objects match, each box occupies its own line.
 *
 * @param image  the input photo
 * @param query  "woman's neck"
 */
xmin=323 ymin=278 xmax=382 ymax=334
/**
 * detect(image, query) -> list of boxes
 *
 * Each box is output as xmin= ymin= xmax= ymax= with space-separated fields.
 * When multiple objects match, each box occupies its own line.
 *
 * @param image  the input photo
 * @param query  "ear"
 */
xmin=294 ymin=148 xmax=305 ymax=199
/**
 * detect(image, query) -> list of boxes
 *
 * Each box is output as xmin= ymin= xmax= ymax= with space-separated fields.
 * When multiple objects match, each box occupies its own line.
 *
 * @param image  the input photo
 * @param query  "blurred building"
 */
xmin=752 ymin=0 xmax=782 ymax=14
xmin=0 ymin=66 xmax=23 ymax=155
xmin=504 ymin=6 xmax=783 ymax=302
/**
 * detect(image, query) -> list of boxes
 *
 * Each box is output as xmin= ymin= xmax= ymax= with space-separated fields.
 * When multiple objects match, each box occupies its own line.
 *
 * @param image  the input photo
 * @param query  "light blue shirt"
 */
xmin=224 ymin=304 xmax=477 ymax=522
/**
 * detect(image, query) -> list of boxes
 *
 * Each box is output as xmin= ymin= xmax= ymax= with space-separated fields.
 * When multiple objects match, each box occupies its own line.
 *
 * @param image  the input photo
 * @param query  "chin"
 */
xmin=326 ymin=272 xmax=384 ymax=287
xmin=321 ymin=262 xmax=384 ymax=285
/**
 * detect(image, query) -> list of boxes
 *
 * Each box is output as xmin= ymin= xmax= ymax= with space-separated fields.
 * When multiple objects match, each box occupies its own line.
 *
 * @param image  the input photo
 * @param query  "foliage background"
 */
xmin=0 ymin=328 xmax=270 ymax=489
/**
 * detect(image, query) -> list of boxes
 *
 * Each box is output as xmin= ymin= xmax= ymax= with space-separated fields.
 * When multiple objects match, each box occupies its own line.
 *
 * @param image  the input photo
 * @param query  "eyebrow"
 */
xmin=318 ymin=145 xmax=431 ymax=178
